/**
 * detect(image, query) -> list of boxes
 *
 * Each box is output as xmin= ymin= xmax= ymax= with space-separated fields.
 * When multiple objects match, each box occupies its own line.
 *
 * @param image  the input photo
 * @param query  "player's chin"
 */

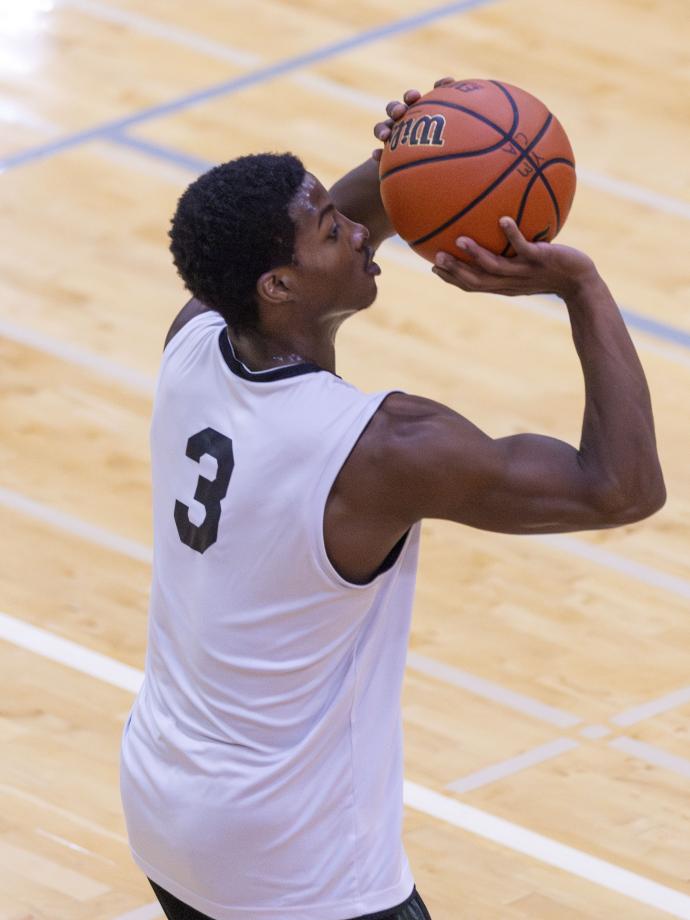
xmin=358 ymin=279 xmax=379 ymax=310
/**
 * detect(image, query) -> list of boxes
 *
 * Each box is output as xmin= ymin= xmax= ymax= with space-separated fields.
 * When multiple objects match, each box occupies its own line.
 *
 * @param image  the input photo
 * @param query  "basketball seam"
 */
xmin=382 ymin=81 xmax=575 ymax=248
xmin=406 ymin=95 xmax=517 ymax=137
xmin=380 ymin=85 xmax=576 ymax=178
xmin=519 ymin=158 xmax=573 ymax=229
xmin=410 ymin=114 xmax=554 ymax=247
xmin=380 ymin=94 xmax=520 ymax=181
xmin=379 ymin=140 xmax=514 ymax=180
xmin=500 ymin=157 xmax=572 ymax=255
xmin=492 ymin=81 xmax=573 ymax=227
xmin=502 ymin=178 xmax=539 ymax=256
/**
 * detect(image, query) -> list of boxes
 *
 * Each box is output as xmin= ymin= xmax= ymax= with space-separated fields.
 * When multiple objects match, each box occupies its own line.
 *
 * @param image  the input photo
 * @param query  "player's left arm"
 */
xmin=328 ymin=89 xmax=421 ymax=249
xmin=330 ymin=81 xmax=454 ymax=250
xmin=163 ymin=297 xmax=214 ymax=349
xmin=328 ymin=157 xmax=395 ymax=251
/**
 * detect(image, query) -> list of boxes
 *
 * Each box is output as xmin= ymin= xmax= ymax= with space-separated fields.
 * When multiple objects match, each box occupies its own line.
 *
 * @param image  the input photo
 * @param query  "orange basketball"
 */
xmin=379 ymin=79 xmax=576 ymax=262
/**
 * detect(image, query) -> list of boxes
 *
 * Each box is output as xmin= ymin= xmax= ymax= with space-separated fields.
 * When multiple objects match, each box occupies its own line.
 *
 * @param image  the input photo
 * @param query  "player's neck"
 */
xmin=228 ymin=327 xmax=337 ymax=375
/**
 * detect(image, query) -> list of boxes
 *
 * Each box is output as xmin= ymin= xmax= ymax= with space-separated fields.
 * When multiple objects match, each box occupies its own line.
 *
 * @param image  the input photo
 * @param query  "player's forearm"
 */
xmin=566 ymin=272 xmax=665 ymax=520
xmin=328 ymin=159 xmax=394 ymax=250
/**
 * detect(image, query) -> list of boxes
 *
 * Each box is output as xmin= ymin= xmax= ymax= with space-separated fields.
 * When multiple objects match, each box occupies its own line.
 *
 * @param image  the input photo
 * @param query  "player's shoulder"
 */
xmin=330 ymin=391 xmax=462 ymax=525
xmin=164 ymin=298 xmax=218 ymax=349
xmin=353 ymin=391 xmax=458 ymax=472
xmin=366 ymin=392 xmax=458 ymax=442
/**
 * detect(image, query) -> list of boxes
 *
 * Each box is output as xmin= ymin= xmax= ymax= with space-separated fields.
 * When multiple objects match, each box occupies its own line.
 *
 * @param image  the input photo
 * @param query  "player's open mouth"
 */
xmin=363 ymin=246 xmax=381 ymax=276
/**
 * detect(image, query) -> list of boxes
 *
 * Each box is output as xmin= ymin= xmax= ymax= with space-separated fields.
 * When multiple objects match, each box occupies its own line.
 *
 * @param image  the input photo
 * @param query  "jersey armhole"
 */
xmin=311 ymin=390 xmax=414 ymax=591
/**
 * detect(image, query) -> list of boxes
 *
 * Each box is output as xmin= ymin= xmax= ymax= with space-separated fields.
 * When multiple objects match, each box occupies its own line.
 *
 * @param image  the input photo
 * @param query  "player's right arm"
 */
xmin=394 ymin=221 xmax=664 ymax=531
xmin=327 ymin=220 xmax=664 ymax=578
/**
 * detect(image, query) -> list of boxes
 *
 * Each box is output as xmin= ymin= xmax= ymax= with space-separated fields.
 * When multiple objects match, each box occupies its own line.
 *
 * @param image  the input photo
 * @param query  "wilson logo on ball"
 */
xmin=389 ymin=114 xmax=446 ymax=151
xmin=379 ymin=79 xmax=576 ymax=264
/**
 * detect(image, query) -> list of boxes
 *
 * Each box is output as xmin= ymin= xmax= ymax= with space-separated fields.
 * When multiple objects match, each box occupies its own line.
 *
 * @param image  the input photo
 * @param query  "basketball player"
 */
xmin=120 ymin=85 xmax=665 ymax=920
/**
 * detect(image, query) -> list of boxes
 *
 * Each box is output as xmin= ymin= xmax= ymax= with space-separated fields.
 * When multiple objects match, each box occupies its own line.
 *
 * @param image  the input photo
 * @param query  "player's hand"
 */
xmin=431 ymin=218 xmax=598 ymax=300
xmin=372 ymin=77 xmax=456 ymax=161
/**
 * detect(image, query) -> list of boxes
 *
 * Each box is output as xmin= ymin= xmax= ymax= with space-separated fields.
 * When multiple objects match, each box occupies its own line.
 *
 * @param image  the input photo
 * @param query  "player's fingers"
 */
xmin=433 ymin=76 xmax=456 ymax=88
xmin=432 ymin=254 xmax=485 ymax=290
xmin=431 ymin=265 xmax=472 ymax=290
xmin=402 ymin=89 xmax=422 ymax=105
xmin=498 ymin=217 xmax=534 ymax=257
xmin=373 ymin=117 xmax=394 ymax=141
xmin=434 ymin=250 xmax=529 ymax=294
xmin=371 ymin=148 xmax=382 ymax=162
xmin=454 ymin=237 xmax=517 ymax=276
xmin=385 ymin=100 xmax=407 ymax=120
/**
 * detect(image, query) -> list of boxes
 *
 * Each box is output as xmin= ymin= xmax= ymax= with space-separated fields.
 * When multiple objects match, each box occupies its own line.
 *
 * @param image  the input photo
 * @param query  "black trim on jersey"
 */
xmin=219 ymin=329 xmax=322 ymax=382
xmin=364 ymin=530 xmax=409 ymax=584
xmin=148 ymin=879 xmax=429 ymax=920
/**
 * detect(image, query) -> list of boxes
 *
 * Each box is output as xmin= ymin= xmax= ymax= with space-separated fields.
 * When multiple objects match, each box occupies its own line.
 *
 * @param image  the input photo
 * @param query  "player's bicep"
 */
xmin=394 ymin=408 xmax=623 ymax=534
xmin=441 ymin=432 xmax=606 ymax=533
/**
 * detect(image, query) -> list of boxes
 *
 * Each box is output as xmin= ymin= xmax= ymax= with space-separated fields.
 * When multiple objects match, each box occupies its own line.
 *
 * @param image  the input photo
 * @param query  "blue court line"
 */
xmin=112 ymin=133 xmax=213 ymax=175
xmin=113 ymin=132 xmax=690 ymax=354
xmin=0 ymin=0 xmax=494 ymax=174
xmin=617 ymin=309 xmax=690 ymax=350
xmin=538 ymin=293 xmax=690 ymax=350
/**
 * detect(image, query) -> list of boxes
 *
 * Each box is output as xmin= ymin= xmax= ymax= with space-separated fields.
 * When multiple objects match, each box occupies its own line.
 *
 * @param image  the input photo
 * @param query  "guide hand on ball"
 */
xmin=372 ymin=77 xmax=456 ymax=160
xmin=373 ymin=76 xmax=576 ymax=263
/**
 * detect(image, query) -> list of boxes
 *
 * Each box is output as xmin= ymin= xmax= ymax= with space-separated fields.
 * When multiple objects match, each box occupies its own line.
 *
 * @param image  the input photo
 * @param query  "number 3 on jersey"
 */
xmin=174 ymin=428 xmax=234 ymax=553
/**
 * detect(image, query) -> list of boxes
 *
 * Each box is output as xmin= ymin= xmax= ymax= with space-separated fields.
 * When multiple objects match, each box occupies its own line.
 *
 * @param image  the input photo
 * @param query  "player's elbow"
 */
xmin=634 ymin=473 xmax=667 ymax=520
xmin=590 ymin=470 xmax=666 ymax=525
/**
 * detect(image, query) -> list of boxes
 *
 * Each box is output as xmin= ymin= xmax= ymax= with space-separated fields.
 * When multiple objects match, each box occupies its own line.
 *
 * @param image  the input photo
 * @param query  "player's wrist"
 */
xmin=554 ymin=259 xmax=601 ymax=303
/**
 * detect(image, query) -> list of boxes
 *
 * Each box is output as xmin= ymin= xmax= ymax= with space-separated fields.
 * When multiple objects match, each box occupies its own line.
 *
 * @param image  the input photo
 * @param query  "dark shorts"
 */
xmin=148 ymin=878 xmax=432 ymax=920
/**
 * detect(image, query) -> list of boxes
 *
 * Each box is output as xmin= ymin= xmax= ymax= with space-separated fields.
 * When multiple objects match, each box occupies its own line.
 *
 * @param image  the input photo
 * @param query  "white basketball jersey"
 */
xmin=120 ymin=311 xmax=421 ymax=920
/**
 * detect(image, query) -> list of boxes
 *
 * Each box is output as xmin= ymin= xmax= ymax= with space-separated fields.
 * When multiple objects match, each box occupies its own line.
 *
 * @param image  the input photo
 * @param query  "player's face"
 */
xmin=287 ymin=173 xmax=381 ymax=317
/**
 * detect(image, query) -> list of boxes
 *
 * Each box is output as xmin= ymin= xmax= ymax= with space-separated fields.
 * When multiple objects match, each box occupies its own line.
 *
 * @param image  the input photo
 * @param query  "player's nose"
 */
xmin=351 ymin=220 xmax=369 ymax=250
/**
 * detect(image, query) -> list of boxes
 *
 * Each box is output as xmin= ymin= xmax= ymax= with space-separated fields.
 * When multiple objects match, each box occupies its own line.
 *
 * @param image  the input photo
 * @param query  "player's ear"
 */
xmin=256 ymin=268 xmax=297 ymax=305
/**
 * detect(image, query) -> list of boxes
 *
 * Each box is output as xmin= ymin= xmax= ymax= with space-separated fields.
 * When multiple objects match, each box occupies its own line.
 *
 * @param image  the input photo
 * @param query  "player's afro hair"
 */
xmin=169 ymin=153 xmax=306 ymax=333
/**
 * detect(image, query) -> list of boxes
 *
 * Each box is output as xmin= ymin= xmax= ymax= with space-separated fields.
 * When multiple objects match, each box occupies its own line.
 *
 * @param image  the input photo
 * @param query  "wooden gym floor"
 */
xmin=1 ymin=0 xmax=689 ymax=917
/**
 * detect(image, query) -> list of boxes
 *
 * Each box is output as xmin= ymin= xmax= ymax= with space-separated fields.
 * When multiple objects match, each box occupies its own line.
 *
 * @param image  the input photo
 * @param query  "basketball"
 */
xmin=379 ymin=79 xmax=576 ymax=262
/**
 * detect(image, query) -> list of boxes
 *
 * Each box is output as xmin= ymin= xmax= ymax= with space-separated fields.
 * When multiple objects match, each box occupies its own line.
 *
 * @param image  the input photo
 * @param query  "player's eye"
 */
xmin=328 ymin=221 xmax=339 ymax=239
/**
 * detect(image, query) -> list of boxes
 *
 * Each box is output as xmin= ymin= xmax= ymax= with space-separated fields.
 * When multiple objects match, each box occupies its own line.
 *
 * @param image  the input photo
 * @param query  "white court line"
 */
xmin=447 ymin=738 xmax=580 ymax=793
xmin=4 ymin=471 xmax=686 ymax=736
xmin=0 ymin=479 xmax=584 ymax=728
xmin=36 ymin=827 xmax=92 ymax=856
xmin=5 ymin=480 xmax=689 ymax=779
xmin=0 ymin=480 xmax=592 ymax=736
xmin=446 ymin=732 xmax=690 ymax=794
xmin=35 ymin=826 xmax=112 ymax=862
xmin=2 ymin=609 xmax=689 ymax=919
xmin=404 ymin=781 xmax=690 ymax=919
xmin=63 ymin=0 xmax=259 ymax=67
xmin=64 ymin=0 xmax=690 ymax=224
xmin=580 ymin=724 xmax=612 ymax=739
xmin=0 ymin=487 xmax=152 ymax=564
xmin=0 ymin=611 xmax=143 ymax=693
xmin=577 ymin=167 xmax=690 ymax=223
xmin=2 ymin=298 xmax=687 ymax=606
xmin=64 ymin=0 xmax=385 ymax=113
xmin=0 ymin=316 xmax=155 ymax=395
xmin=612 ymin=687 xmax=690 ymax=727
xmin=533 ymin=534 xmax=690 ymax=602
xmin=609 ymin=737 xmax=690 ymax=780
xmin=407 ymin=652 xmax=581 ymax=727
xmin=0 ymin=782 xmax=129 ymax=845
